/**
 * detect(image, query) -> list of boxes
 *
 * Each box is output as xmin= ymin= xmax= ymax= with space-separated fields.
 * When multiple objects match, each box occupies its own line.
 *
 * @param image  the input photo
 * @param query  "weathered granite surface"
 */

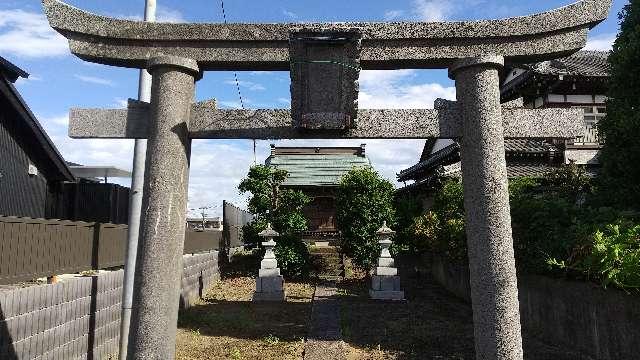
xmin=370 ymin=222 xmax=404 ymax=301
xmin=253 ymin=225 xmax=285 ymax=302
xmin=69 ymin=101 xmax=584 ymax=139
xmin=127 ymin=56 xmax=199 ymax=360
xmin=451 ymin=56 xmax=523 ymax=359
xmin=289 ymin=29 xmax=361 ymax=125
xmin=43 ymin=0 xmax=611 ymax=70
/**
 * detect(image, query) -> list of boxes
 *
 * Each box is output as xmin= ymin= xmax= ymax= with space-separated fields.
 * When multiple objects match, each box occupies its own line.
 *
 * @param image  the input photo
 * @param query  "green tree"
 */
xmin=336 ymin=167 xmax=396 ymax=269
xmin=238 ymin=165 xmax=311 ymax=278
xmin=597 ymin=0 xmax=640 ymax=209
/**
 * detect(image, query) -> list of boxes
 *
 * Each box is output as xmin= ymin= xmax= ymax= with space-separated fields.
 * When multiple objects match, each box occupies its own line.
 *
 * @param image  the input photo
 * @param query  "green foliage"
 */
xmin=336 ymin=167 xmax=396 ymax=269
xmin=549 ymin=221 xmax=640 ymax=290
xmin=238 ymin=165 xmax=288 ymax=215
xmin=510 ymin=189 xmax=583 ymax=273
xmin=434 ymin=180 xmax=465 ymax=220
xmin=274 ymin=234 xmax=311 ymax=279
xmin=404 ymin=179 xmax=467 ymax=260
xmin=238 ymin=165 xmax=311 ymax=278
xmin=271 ymin=189 xmax=311 ymax=234
xmin=394 ymin=196 xmax=423 ymax=251
xmin=541 ymin=162 xmax=592 ymax=203
xmin=597 ymin=1 xmax=640 ymax=209
xmin=409 ymin=211 xmax=440 ymax=253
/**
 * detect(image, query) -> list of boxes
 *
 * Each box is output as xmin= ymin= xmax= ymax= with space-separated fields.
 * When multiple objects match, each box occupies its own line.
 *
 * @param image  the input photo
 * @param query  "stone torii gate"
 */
xmin=42 ymin=0 xmax=611 ymax=358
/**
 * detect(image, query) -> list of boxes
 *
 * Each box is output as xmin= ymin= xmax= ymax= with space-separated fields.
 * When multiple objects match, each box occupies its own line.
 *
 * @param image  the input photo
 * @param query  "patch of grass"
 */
xmin=338 ymin=255 xmax=475 ymax=360
xmin=176 ymin=267 xmax=314 ymax=360
xmin=262 ymin=334 xmax=280 ymax=346
xmin=229 ymin=347 xmax=242 ymax=360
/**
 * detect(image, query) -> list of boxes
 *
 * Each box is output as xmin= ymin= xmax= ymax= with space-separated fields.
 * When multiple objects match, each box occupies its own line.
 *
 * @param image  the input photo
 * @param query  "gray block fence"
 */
xmin=0 ymin=251 xmax=219 ymax=360
xmin=430 ymin=255 xmax=640 ymax=360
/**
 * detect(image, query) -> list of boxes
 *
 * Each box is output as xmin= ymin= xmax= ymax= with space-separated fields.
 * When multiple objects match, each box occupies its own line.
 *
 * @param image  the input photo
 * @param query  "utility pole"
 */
xmin=200 ymin=206 xmax=208 ymax=230
xmin=119 ymin=1 xmax=156 ymax=359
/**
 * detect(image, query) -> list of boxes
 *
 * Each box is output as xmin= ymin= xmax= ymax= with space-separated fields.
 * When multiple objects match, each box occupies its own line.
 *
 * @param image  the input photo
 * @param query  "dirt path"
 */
xmin=304 ymin=282 xmax=346 ymax=360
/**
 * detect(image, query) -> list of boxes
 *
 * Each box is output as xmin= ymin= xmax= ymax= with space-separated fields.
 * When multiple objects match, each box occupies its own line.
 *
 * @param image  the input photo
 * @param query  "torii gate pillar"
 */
xmin=450 ymin=56 xmax=523 ymax=359
xmin=127 ymin=55 xmax=199 ymax=359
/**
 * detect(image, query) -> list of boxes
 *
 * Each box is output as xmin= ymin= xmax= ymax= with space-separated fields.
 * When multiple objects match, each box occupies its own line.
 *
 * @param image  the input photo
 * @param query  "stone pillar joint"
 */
xmin=148 ymin=55 xmax=202 ymax=79
xmin=448 ymin=54 xmax=504 ymax=80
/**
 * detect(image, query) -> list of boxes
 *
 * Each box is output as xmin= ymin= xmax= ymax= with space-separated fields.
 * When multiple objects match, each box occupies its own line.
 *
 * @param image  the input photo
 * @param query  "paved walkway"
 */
xmin=303 ymin=282 xmax=345 ymax=360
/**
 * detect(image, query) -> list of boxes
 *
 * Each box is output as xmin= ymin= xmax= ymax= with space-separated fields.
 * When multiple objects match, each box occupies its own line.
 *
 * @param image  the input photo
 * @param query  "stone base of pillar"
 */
xmin=369 ymin=275 xmax=404 ymax=300
xmin=253 ymin=275 xmax=286 ymax=302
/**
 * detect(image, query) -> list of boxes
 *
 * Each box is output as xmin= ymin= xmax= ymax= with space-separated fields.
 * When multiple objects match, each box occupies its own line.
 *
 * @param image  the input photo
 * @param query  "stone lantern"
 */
xmin=253 ymin=223 xmax=285 ymax=301
xmin=369 ymin=221 xmax=404 ymax=300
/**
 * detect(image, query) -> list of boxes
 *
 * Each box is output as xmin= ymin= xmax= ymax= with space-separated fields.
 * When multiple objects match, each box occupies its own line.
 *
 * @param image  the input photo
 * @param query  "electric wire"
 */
xmin=220 ymin=0 xmax=257 ymax=164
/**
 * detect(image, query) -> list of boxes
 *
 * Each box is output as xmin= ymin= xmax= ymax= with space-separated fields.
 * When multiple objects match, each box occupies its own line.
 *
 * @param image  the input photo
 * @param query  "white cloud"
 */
xmin=412 ymin=0 xmax=453 ymax=21
xmin=384 ymin=10 xmax=405 ymax=21
xmin=0 ymin=9 xmax=69 ymax=58
xmin=224 ymin=79 xmax=265 ymax=91
xmin=15 ymin=75 xmax=42 ymax=86
xmin=358 ymin=70 xmax=456 ymax=108
xmin=49 ymin=115 xmax=70 ymax=127
xmin=585 ymin=33 xmax=616 ymax=51
xmin=282 ymin=9 xmax=298 ymax=20
xmin=74 ymin=74 xmax=116 ymax=87
xmin=219 ymin=100 xmax=245 ymax=109
xmin=157 ymin=6 xmax=186 ymax=23
xmin=114 ymin=98 xmax=129 ymax=108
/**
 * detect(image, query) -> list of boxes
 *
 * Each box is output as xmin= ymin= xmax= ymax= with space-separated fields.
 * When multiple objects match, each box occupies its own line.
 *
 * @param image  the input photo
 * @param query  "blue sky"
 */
xmin=0 ymin=0 xmax=626 ymax=217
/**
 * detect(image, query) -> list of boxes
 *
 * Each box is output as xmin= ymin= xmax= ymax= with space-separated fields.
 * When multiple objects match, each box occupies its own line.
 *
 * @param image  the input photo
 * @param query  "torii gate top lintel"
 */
xmin=43 ymin=0 xmax=611 ymax=71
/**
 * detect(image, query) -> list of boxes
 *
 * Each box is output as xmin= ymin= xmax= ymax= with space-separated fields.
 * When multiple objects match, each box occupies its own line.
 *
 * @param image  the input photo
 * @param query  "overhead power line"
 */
xmin=220 ymin=0 xmax=245 ymax=110
xmin=220 ymin=0 xmax=256 ymax=164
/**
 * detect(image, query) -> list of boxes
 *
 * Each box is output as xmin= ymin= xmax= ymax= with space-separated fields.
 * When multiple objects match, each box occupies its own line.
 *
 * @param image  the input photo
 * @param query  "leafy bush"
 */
xmin=410 ymin=211 xmax=440 ymax=253
xmin=407 ymin=167 xmax=640 ymax=291
xmin=336 ymin=167 xmax=396 ymax=270
xmin=274 ymin=234 xmax=311 ymax=279
xmin=394 ymin=196 xmax=423 ymax=251
xmin=238 ymin=165 xmax=311 ymax=278
xmin=549 ymin=221 xmax=640 ymax=290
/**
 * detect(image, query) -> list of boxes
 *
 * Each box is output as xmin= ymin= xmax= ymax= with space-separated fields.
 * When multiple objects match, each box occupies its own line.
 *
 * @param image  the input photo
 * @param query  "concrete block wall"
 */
xmin=180 ymin=252 xmax=219 ymax=309
xmin=430 ymin=256 xmax=640 ymax=360
xmin=1 ymin=250 xmax=219 ymax=360
xmin=0 ymin=271 xmax=123 ymax=360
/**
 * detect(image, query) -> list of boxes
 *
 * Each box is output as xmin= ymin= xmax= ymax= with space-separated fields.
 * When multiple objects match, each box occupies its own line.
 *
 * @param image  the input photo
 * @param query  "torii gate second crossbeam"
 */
xmin=42 ymin=0 xmax=612 ymax=359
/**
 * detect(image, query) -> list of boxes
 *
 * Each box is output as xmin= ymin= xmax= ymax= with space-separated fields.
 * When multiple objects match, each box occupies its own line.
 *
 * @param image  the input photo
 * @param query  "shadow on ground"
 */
xmin=337 ymin=255 xmax=590 ymax=360
xmin=179 ymin=251 xmax=312 ymax=340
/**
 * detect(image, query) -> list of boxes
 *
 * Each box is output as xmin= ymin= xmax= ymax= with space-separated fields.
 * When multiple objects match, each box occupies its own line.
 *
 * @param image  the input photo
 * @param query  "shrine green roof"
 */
xmin=266 ymin=147 xmax=371 ymax=187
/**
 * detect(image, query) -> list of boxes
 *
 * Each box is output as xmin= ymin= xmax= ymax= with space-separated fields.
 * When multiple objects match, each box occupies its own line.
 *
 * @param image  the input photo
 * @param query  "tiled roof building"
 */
xmin=398 ymin=51 xmax=608 ymax=200
xmin=266 ymin=145 xmax=370 ymax=238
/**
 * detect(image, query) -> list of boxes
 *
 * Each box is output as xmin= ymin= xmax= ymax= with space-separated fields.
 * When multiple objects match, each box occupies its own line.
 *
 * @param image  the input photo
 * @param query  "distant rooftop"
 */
xmin=522 ymin=50 xmax=609 ymax=77
xmin=68 ymin=164 xmax=132 ymax=182
xmin=0 ymin=56 xmax=29 ymax=83
xmin=266 ymin=145 xmax=370 ymax=187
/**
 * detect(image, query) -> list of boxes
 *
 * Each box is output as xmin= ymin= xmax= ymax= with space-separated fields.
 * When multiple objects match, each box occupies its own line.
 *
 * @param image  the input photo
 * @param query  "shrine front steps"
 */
xmin=310 ymin=246 xmax=345 ymax=280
